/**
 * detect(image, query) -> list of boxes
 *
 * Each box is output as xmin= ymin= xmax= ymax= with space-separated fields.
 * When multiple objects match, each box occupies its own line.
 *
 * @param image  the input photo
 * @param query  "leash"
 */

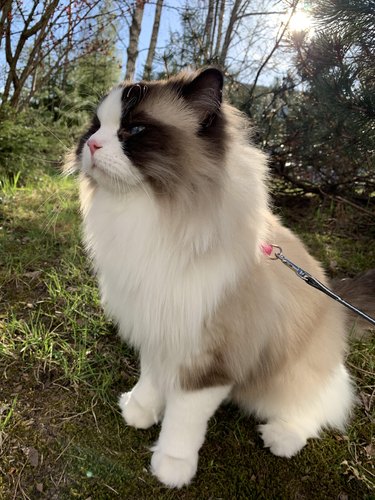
xmin=261 ymin=243 xmax=375 ymax=327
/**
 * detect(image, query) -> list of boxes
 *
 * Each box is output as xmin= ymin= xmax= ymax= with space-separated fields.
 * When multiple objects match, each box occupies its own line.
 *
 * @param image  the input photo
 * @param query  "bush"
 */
xmin=0 ymin=105 xmax=74 ymax=186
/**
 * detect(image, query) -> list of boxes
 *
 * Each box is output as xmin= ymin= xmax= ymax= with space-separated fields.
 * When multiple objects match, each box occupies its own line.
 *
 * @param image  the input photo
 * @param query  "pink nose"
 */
xmin=87 ymin=138 xmax=103 ymax=156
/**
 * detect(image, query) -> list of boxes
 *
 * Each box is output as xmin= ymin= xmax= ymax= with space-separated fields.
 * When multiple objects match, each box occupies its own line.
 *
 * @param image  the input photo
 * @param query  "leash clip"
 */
xmin=268 ymin=244 xmax=282 ymax=261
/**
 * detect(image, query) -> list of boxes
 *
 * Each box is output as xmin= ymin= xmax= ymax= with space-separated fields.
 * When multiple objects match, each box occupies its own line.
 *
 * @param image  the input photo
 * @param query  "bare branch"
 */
xmin=247 ymin=0 xmax=300 ymax=104
xmin=237 ymin=10 xmax=286 ymax=19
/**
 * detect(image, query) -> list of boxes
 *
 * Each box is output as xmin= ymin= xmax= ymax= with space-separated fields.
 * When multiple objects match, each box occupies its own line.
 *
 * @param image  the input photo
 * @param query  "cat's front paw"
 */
xmin=151 ymin=449 xmax=198 ymax=488
xmin=119 ymin=392 xmax=159 ymax=429
xmin=259 ymin=421 xmax=307 ymax=458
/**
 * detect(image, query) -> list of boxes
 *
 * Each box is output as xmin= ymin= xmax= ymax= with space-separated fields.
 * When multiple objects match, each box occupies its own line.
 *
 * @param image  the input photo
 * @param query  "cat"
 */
xmin=69 ymin=68 xmax=355 ymax=488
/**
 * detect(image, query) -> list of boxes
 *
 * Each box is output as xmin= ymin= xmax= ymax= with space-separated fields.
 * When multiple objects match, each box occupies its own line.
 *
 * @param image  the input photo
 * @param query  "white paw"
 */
xmin=151 ymin=449 xmax=198 ymax=488
xmin=119 ymin=392 xmax=158 ymax=429
xmin=259 ymin=421 xmax=307 ymax=458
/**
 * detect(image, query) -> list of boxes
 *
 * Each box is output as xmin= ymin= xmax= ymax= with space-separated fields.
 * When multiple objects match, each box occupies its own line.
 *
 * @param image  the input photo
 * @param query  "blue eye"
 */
xmin=129 ymin=125 xmax=145 ymax=135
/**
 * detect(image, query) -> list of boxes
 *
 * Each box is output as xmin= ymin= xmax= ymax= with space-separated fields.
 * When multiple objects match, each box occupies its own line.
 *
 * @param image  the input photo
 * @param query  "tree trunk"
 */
xmin=61 ymin=0 xmax=73 ymax=91
xmin=0 ymin=0 xmax=12 ymax=48
xmin=203 ymin=0 xmax=214 ymax=62
xmin=125 ymin=0 xmax=145 ymax=81
xmin=143 ymin=0 xmax=163 ymax=80
xmin=219 ymin=0 xmax=241 ymax=67
xmin=214 ymin=0 xmax=225 ymax=62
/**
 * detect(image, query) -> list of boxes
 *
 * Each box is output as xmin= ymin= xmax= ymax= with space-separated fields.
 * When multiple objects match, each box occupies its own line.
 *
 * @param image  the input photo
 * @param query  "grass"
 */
xmin=0 ymin=169 xmax=374 ymax=499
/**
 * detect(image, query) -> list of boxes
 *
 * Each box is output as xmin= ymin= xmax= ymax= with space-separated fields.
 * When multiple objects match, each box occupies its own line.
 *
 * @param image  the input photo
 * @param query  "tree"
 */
xmin=214 ymin=0 xmax=226 ymax=58
xmin=143 ymin=0 xmax=163 ymax=80
xmin=219 ymin=0 xmax=242 ymax=65
xmin=275 ymin=0 xmax=375 ymax=197
xmin=0 ymin=0 xmax=121 ymax=183
xmin=161 ymin=0 xmax=292 ymax=83
xmin=1 ymin=0 xmax=60 ymax=107
xmin=54 ymin=5 xmax=121 ymax=127
xmin=203 ymin=0 xmax=215 ymax=61
xmin=125 ymin=0 xmax=146 ymax=81
xmin=0 ymin=0 xmax=123 ymax=110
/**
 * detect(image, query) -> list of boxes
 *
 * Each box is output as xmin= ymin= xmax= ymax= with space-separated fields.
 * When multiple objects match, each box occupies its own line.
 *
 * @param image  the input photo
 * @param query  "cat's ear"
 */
xmin=181 ymin=68 xmax=223 ymax=122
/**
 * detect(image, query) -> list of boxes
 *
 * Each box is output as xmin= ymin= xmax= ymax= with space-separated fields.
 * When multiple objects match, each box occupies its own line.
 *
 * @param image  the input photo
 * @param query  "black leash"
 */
xmin=269 ymin=245 xmax=375 ymax=327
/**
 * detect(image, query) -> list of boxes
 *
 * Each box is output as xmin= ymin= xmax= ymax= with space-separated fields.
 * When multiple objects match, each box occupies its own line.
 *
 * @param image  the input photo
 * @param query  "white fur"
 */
xmin=84 ymin=186 xmax=253 ymax=385
xmin=82 ymin=91 xmax=269 ymax=392
xmin=151 ymin=385 xmax=231 ymax=488
xmin=258 ymin=364 xmax=353 ymax=457
xmin=119 ymin=358 xmax=165 ymax=428
xmin=119 ymin=381 xmax=163 ymax=429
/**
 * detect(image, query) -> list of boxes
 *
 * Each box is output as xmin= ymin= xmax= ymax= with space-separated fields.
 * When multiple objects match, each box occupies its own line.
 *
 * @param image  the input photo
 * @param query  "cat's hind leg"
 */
xmin=251 ymin=363 xmax=353 ymax=457
xmin=151 ymin=384 xmax=231 ymax=488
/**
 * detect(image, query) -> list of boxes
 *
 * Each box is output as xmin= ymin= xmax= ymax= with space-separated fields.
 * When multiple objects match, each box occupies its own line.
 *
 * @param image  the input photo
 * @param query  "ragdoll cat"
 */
xmin=71 ymin=68 xmax=354 ymax=488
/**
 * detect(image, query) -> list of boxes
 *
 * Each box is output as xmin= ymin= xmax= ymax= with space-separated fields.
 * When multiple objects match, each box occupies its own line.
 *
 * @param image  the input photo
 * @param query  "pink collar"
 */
xmin=260 ymin=243 xmax=273 ymax=256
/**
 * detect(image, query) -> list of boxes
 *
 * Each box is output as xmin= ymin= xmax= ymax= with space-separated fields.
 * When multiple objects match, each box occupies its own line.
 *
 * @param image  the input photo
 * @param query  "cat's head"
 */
xmin=73 ymin=68 xmax=229 ymax=197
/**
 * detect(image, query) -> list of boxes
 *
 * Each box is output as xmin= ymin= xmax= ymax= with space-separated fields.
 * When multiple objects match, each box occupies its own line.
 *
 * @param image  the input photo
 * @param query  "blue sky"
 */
xmin=133 ymin=0 xmax=181 ymax=79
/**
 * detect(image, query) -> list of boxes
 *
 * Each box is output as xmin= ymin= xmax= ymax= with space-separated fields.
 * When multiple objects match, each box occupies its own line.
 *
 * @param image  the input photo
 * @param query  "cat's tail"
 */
xmin=332 ymin=269 xmax=375 ymax=339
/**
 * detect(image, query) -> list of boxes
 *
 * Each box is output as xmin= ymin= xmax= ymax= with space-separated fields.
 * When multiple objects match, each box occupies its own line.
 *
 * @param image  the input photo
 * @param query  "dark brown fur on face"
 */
xmin=117 ymin=109 xmax=189 ymax=194
xmin=118 ymin=70 xmax=227 ymax=196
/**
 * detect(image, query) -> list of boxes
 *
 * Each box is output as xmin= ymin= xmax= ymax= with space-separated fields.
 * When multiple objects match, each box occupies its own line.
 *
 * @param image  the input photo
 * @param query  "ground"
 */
xmin=0 ymin=170 xmax=374 ymax=499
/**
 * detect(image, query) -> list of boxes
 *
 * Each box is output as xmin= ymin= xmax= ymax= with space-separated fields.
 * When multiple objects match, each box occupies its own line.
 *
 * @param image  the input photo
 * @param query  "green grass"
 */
xmin=0 ymin=171 xmax=374 ymax=498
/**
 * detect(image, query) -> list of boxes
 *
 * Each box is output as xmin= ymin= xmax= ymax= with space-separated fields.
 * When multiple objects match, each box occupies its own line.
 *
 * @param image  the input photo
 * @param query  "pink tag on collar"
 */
xmin=260 ymin=243 xmax=273 ymax=256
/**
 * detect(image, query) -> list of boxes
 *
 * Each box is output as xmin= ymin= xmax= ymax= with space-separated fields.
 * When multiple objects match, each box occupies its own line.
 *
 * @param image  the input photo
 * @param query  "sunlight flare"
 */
xmin=288 ymin=9 xmax=314 ymax=34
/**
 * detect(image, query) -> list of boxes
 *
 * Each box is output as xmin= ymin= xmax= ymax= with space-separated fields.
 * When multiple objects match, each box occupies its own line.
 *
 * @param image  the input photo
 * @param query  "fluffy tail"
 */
xmin=332 ymin=269 xmax=375 ymax=339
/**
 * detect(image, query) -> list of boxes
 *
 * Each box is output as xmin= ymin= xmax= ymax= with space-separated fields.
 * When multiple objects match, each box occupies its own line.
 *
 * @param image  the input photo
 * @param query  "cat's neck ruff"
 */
xmin=81 ymin=167 xmax=267 ymax=384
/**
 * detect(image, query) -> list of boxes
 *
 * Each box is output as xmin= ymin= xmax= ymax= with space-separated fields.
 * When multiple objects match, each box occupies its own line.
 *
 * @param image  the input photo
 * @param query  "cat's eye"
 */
xmin=129 ymin=125 xmax=146 ymax=135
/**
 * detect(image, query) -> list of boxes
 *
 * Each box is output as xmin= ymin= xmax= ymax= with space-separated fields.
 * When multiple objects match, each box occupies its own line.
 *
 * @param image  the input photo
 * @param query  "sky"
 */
xmin=129 ymin=0 xmax=312 ymax=86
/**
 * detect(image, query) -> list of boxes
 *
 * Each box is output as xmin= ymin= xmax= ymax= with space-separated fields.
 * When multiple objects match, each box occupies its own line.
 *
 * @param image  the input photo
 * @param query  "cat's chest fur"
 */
xmin=82 ymin=186 xmax=239 ymax=361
